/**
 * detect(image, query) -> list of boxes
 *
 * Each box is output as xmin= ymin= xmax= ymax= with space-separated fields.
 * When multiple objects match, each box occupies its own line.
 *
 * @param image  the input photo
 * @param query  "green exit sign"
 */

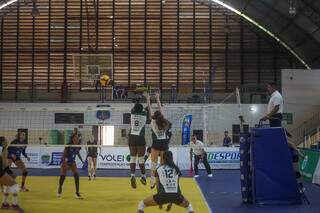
xmin=283 ymin=113 xmax=293 ymax=124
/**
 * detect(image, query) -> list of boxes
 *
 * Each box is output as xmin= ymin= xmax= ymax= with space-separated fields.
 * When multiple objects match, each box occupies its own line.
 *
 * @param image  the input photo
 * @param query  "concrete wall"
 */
xmin=0 ymin=102 xmax=266 ymax=146
xmin=282 ymin=69 xmax=320 ymax=128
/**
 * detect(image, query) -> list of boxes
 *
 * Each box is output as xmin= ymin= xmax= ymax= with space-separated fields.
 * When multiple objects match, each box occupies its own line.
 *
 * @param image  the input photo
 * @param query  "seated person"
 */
xmin=223 ymin=131 xmax=232 ymax=147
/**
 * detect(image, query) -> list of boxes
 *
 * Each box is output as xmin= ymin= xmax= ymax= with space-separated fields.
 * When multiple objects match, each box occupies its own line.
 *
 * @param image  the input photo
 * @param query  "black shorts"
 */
xmin=152 ymin=140 xmax=169 ymax=151
xmin=153 ymin=193 xmax=184 ymax=205
xmin=128 ymin=135 xmax=146 ymax=147
xmin=87 ymin=153 xmax=98 ymax=158
xmin=0 ymin=169 xmax=4 ymax=178
xmin=0 ymin=167 xmax=13 ymax=178
xmin=8 ymin=157 xmax=21 ymax=163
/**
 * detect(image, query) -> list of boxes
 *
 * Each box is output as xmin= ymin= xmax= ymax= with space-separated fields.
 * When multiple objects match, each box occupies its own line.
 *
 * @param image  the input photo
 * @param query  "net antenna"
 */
xmin=236 ymin=87 xmax=245 ymax=132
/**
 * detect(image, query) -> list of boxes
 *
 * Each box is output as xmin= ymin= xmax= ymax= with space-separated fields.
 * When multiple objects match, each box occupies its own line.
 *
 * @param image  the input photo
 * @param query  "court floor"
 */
xmin=0 ymin=175 xmax=209 ymax=213
xmin=2 ymin=169 xmax=320 ymax=213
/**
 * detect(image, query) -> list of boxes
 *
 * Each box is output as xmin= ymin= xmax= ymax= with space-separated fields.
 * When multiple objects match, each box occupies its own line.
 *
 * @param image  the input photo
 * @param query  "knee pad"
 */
xmin=60 ymin=175 xmax=66 ymax=180
xmin=3 ymin=185 xmax=9 ymax=194
xmin=130 ymin=156 xmax=137 ymax=164
xmin=151 ymin=162 xmax=157 ymax=171
xmin=296 ymin=171 xmax=301 ymax=179
xmin=138 ymin=156 xmax=145 ymax=164
xmin=8 ymin=184 xmax=19 ymax=194
xmin=74 ymin=173 xmax=79 ymax=179
xmin=22 ymin=171 xmax=28 ymax=177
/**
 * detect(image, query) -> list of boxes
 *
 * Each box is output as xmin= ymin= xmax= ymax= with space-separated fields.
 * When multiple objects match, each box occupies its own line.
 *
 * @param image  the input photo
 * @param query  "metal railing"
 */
xmin=291 ymin=110 xmax=320 ymax=147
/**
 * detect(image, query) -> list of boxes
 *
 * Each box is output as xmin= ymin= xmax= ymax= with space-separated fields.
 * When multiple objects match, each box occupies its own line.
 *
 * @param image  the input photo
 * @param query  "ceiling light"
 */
xmin=0 ymin=0 xmax=18 ymax=10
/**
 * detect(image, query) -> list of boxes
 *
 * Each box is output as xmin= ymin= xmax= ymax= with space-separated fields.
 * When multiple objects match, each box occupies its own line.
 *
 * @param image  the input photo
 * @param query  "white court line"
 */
xmin=193 ymin=178 xmax=214 ymax=213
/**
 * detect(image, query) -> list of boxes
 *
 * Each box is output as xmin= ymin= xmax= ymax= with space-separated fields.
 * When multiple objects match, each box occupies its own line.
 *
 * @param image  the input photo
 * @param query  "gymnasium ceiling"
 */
xmin=0 ymin=0 xmax=319 ymax=69
xmin=213 ymin=0 xmax=320 ymax=69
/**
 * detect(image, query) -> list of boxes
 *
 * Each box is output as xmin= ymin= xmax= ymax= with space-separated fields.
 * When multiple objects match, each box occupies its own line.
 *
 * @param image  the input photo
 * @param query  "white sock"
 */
xmin=138 ymin=200 xmax=145 ymax=210
xmin=12 ymin=195 xmax=18 ymax=205
xmin=131 ymin=174 xmax=135 ymax=177
xmin=186 ymin=203 xmax=193 ymax=212
xmin=2 ymin=193 xmax=8 ymax=204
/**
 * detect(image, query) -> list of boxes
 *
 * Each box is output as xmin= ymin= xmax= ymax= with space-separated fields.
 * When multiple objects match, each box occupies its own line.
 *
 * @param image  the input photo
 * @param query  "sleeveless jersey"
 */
xmin=151 ymin=120 xmax=167 ymax=141
xmin=130 ymin=111 xmax=147 ymax=136
xmin=156 ymin=165 xmax=181 ymax=193
xmin=87 ymin=140 xmax=98 ymax=155
xmin=65 ymin=147 xmax=81 ymax=164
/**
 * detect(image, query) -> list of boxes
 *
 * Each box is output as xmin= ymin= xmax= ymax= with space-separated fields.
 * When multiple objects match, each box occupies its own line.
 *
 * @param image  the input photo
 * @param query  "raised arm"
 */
xmin=1 ymin=137 xmax=10 ymax=167
xmin=144 ymin=92 xmax=153 ymax=119
xmin=155 ymin=91 xmax=164 ymax=115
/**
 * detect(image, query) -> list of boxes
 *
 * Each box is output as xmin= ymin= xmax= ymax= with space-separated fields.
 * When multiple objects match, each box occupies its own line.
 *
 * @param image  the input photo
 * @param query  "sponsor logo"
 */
xmin=302 ymin=155 xmax=308 ymax=170
xmin=49 ymin=152 xmax=63 ymax=166
xmin=41 ymin=155 xmax=50 ymax=165
xmin=100 ymin=154 xmax=125 ymax=162
xmin=240 ymin=137 xmax=246 ymax=143
xmin=207 ymin=152 xmax=240 ymax=163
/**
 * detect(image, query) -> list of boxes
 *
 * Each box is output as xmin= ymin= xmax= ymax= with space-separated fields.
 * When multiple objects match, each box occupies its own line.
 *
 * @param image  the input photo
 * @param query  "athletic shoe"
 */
xmin=150 ymin=178 xmax=156 ymax=189
xmin=1 ymin=203 xmax=10 ymax=209
xmin=20 ymin=187 xmax=29 ymax=192
xmin=159 ymin=205 xmax=163 ymax=209
xmin=299 ymin=187 xmax=306 ymax=194
xmin=140 ymin=177 xmax=147 ymax=185
xmin=150 ymin=182 xmax=156 ymax=189
xmin=131 ymin=176 xmax=137 ymax=189
xmin=11 ymin=204 xmax=24 ymax=213
xmin=208 ymin=174 xmax=213 ymax=178
xmin=166 ymin=203 xmax=173 ymax=212
xmin=137 ymin=210 xmax=144 ymax=213
xmin=194 ymin=175 xmax=199 ymax=178
xmin=88 ymin=176 xmax=91 ymax=181
xmin=57 ymin=186 xmax=62 ymax=196
xmin=75 ymin=193 xmax=83 ymax=200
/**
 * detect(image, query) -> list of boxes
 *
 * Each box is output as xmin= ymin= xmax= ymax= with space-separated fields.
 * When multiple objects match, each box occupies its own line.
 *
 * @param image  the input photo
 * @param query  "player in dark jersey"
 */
xmin=7 ymin=131 xmax=30 ymax=192
xmin=128 ymin=101 xmax=148 ymax=188
xmin=86 ymin=136 xmax=98 ymax=180
xmin=57 ymin=134 xmax=84 ymax=199
xmin=145 ymin=91 xmax=172 ymax=189
xmin=0 ymin=137 xmax=24 ymax=212
xmin=137 ymin=151 xmax=194 ymax=213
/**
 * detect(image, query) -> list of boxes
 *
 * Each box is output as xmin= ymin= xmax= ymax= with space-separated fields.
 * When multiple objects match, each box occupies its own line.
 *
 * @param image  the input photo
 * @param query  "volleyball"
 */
xmin=100 ymin=74 xmax=110 ymax=87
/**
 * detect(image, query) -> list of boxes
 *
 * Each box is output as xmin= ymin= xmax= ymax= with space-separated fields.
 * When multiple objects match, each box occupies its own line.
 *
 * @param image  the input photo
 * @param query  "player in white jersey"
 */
xmin=128 ymin=101 xmax=148 ymax=188
xmin=145 ymin=91 xmax=172 ymax=189
xmin=0 ymin=137 xmax=24 ymax=212
xmin=137 ymin=151 xmax=194 ymax=213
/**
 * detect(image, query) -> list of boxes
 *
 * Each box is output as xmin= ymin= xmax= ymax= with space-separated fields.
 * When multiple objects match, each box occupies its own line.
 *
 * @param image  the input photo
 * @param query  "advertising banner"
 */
xmin=181 ymin=115 xmax=192 ymax=145
xmin=176 ymin=147 xmax=240 ymax=170
xmin=312 ymin=159 xmax=320 ymax=185
xmin=10 ymin=146 xmax=239 ymax=170
xmin=299 ymin=148 xmax=320 ymax=182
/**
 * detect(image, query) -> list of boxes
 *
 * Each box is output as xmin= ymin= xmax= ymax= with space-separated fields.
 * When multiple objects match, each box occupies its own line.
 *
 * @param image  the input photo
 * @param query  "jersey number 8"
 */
xmin=134 ymin=120 xmax=140 ymax=127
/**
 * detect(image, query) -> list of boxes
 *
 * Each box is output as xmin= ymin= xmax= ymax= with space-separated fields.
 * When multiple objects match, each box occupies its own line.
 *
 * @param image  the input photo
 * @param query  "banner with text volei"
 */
xmin=13 ymin=146 xmax=239 ymax=170
xmin=97 ymin=147 xmax=178 ymax=169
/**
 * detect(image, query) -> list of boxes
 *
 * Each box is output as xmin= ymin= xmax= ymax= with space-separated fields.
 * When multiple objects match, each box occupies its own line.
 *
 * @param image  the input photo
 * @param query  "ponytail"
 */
xmin=163 ymin=151 xmax=181 ymax=176
xmin=155 ymin=114 xmax=170 ymax=131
